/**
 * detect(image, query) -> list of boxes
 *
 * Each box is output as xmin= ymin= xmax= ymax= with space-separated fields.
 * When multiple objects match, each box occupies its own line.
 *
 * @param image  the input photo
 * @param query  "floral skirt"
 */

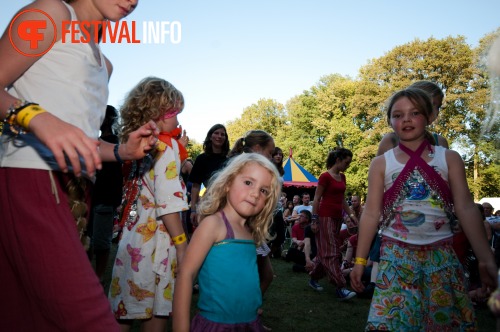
xmin=366 ymin=237 xmax=476 ymax=331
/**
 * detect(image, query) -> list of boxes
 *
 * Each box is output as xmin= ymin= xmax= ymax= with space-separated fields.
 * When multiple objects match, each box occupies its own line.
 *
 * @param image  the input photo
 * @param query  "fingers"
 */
xmin=30 ymin=113 xmax=101 ymax=177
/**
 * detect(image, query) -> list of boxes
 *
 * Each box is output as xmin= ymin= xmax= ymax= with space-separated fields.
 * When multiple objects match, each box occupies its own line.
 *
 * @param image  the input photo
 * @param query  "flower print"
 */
xmin=431 ymin=288 xmax=452 ymax=307
xmin=372 ymin=294 xmax=405 ymax=318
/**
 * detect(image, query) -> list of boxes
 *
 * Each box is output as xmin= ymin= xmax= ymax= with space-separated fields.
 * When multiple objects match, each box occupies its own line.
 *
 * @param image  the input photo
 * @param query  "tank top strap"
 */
xmin=219 ymin=210 xmax=235 ymax=239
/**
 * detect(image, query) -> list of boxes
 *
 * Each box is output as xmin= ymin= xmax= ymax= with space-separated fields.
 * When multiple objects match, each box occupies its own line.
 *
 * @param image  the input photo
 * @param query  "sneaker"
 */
xmin=336 ymin=287 xmax=356 ymax=301
xmin=308 ymin=279 xmax=323 ymax=291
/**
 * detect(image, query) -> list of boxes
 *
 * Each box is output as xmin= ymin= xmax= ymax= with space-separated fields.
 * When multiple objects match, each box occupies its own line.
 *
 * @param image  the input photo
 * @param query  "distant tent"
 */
xmin=282 ymin=149 xmax=318 ymax=188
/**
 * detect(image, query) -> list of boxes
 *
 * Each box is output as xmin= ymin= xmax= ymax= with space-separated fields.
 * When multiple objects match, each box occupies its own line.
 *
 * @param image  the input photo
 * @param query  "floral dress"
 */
xmin=109 ymin=139 xmax=187 ymax=319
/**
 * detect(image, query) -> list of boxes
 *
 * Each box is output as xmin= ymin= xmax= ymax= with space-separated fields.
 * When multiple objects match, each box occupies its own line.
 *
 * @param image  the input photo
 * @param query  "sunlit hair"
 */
xmin=385 ymin=87 xmax=435 ymax=144
xmin=119 ymin=77 xmax=184 ymax=142
xmin=326 ymin=147 xmax=353 ymax=169
xmin=228 ymin=130 xmax=273 ymax=158
xmin=197 ymin=153 xmax=281 ymax=246
xmin=203 ymin=124 xmax=230 ymax=155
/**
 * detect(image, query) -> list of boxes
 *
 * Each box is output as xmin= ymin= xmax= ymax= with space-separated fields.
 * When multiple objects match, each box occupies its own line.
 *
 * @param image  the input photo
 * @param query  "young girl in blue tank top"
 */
xmin=173 ymin=153 xmax=281 ymax=332
xmin=351 ymin=88 xmax=497 ymax=331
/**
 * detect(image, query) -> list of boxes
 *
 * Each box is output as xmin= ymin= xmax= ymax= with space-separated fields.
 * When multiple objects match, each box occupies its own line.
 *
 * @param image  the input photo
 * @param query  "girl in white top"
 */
xmin=0 ymin=1 xmax=157 ymax=331
xmin=351 ymin=88 xmax=496 ymax=331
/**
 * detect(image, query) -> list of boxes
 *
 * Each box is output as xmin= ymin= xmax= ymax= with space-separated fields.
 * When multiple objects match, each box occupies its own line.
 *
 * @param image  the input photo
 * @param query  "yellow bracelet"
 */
xmin=354 ymin=257 xmax=367 ymax=266
xmin=16 ymin=104 xmax=47 ymax=129
xmin=172 ymin=233 xmax=187 ymax=245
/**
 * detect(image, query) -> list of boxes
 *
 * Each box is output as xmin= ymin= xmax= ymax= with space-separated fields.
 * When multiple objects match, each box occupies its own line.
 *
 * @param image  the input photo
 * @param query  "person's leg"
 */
xmin=92 ymin=204 xmax=115 ymax=281
xmin=140 ymin=316 xmax=168 ymax=332
xmin=258 ymin=255 xmax=274 ymax=295
xmin=0 ymin=169 xmax=119 ymax=332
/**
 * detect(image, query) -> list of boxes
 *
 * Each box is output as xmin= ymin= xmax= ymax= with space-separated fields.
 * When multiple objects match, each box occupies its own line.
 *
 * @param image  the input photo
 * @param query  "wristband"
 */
xmin=354 ymin=257 xmax=367 ymax=266
xmin=172 ymin=233 xmax=187 ymax=245
xmin=16 ymin=104 xmax=47 ymax=129
xmin=191 ymin=210 xmax=197 ymax=213
xmin=113 ymin=144 xmax=124 ymax=163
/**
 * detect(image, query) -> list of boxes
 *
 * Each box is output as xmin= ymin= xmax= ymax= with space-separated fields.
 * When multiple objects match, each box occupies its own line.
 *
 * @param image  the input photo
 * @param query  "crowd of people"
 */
xmin=1 ymin=1 xmax=500 ymax=331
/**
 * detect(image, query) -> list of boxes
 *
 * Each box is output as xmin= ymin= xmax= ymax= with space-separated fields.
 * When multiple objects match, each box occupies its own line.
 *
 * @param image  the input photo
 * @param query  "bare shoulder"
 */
xmin=370 ymin=154 xmax=386 ymax=173
xmin=197 ymin=213 xmax=227 ymax=242
xmin=444 ymin=149 xmax=464 ymax=167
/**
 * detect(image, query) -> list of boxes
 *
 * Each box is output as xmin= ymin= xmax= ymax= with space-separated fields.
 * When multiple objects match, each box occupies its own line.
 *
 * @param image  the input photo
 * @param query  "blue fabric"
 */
xmin=197 ymin=239 xmax=261 ymax=324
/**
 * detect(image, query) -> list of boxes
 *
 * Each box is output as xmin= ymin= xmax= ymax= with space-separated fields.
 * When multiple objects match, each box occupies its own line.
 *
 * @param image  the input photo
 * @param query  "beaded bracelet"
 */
xmin=4 ymin=100 xmax=41 ymax=135
xmin=113 ymin=144 xmax=124 ymax=163
xmin=354 ymin=257 xmax=367 ymax=266
xmin=172 ymin=233 xmax=187 ymax=245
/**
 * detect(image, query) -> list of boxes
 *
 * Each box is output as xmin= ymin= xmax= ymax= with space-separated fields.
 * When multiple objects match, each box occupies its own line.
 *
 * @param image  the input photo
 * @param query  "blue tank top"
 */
xmin=197 ymin=211 xmax=262 ymax=324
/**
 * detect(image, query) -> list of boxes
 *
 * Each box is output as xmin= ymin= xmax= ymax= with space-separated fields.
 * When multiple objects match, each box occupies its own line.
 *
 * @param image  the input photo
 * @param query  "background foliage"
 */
xmin=224 ymin=31 xmax=500 ymax=200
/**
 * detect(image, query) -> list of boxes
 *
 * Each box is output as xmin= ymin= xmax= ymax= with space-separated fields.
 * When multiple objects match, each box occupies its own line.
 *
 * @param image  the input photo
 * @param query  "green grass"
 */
xmin=103 ymin=244 xmax=497 ymax=331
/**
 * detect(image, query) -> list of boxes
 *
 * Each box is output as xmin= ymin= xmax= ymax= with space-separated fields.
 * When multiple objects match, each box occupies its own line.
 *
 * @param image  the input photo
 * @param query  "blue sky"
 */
xmin=2 ymin=1 xmax=500 ymax=142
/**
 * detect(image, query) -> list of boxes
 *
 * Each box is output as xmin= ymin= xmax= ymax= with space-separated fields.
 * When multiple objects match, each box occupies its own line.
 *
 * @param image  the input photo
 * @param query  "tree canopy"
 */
xmin=223 ymin=31 xmax=500 ymax=199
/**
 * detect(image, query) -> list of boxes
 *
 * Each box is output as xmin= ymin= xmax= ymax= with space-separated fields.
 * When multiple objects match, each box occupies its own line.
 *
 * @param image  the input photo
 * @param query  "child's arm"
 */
xmin=303 ymin=236 xmax=314 ymax=271
xmin=161 ymin=212 xmax=187 ymax=265
xmin=351 ymin=156 xmax=385 ymax=292
xmin=446 ymin=150 xmax=497 ymax=289
xmin=173 ymin=215 xmax=224 ymax=332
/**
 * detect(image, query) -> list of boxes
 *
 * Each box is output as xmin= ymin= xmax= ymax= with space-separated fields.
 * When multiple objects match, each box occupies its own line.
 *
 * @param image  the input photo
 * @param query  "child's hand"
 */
xmin=350 ymin=264 xmax=365 ymax=293
xmin=478 ymin=260 xmax=498 ymax=291
xmin=30 ymin=112 xmax=101 ymax=177
xmin=177 ymin=126 xmax=189 ymax=147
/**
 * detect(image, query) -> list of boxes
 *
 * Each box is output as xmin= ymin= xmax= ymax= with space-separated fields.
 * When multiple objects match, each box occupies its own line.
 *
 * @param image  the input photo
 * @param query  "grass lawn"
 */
xmin=103 ymin=244 xmax=497 ymax=331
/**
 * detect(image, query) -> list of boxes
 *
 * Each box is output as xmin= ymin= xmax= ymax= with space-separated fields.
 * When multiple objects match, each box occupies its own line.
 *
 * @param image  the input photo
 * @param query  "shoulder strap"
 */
xmin=382 ymin=141 xmax=453 ymax=226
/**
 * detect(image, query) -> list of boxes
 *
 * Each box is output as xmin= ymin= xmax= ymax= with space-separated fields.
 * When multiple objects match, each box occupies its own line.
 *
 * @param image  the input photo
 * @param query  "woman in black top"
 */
xmin=189 ymin=124 xmax=229 ymax=226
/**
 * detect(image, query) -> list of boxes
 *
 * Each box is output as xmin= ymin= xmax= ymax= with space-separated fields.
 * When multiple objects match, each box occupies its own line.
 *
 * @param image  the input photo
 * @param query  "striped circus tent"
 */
xmin=282 ymin=150 xmax=318 ymax=188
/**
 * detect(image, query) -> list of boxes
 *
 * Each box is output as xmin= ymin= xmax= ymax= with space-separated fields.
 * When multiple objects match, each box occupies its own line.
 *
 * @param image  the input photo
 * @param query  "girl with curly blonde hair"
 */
xmin=173 ymin=153 xmax=281 ymax=331
xmin=110 ymin=77 xmax=189 ymax=332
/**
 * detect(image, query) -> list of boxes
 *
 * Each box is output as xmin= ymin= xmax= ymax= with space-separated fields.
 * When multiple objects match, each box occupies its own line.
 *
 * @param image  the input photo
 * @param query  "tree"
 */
xmin=225 ymin=98 xmax=286 ymax=143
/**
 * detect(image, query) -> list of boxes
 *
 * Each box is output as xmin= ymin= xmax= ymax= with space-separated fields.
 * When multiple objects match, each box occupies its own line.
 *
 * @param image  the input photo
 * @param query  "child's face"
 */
xmin=226 ymin=163 xmax=273 ymax=218
xmin=429 ymin=95 xmax=443 ymax=123
xmin=252 ymin=139 xmax=275 ymax=160
xmin=157 ymin=112 xmax=179 ymax=133
xmin=390 ymin=97 xmax=428 ymax=142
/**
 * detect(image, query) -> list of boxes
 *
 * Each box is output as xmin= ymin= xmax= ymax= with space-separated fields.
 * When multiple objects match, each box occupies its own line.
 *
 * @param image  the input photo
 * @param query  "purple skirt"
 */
xmin=191 ymin=313 xmax=265 ymax=332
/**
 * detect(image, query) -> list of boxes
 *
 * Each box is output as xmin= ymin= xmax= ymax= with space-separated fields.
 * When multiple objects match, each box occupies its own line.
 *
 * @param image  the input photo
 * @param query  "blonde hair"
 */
xmin=197 ymin=153 xmax=281 ymax=246
xmin=119 ymin=77 xmax=184 ymax=142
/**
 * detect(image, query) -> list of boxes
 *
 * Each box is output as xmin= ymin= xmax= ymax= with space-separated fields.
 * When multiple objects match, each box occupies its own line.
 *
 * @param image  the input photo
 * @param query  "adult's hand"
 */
xmin=122 ymin=120 xmax=159 ymax=159
xmin=29 ymin=112 xmax=100 ymax=177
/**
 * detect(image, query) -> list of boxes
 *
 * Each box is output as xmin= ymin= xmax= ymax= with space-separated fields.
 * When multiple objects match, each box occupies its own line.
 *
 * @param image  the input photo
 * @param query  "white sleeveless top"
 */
xmin=0 ymin=2 xmax=109 ymax=172
xmin=380 ymin=146 xmax=453 ymax=245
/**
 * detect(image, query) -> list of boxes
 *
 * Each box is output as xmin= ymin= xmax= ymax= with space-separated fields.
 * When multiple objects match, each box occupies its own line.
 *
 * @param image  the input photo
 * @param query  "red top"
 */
xmin=318 ymin=172 xmax=346 ymax=219
xmin=291 ymin=223 xmax=306 ymax=241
